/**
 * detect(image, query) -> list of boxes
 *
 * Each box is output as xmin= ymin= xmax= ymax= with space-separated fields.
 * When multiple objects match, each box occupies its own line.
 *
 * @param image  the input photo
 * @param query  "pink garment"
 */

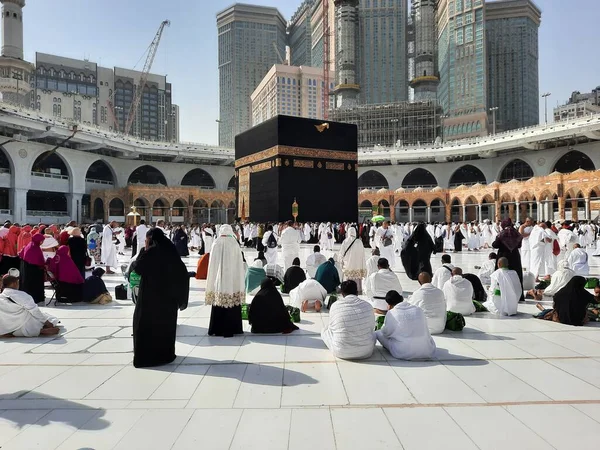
xmin=19 ymin=233 xmax=46 ymax=267
xmin=58 ymin=231 xmax=70 ymax=247
xmin=47 ymin=246 xmax=84 ymax=284
xmin=17 ymin=225 xmax=32 ymax=253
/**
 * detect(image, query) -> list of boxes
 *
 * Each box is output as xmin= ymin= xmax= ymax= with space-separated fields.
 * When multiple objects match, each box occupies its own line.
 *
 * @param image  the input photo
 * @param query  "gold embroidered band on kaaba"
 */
xmin=235 ymin=145 xmax=357 ymax=169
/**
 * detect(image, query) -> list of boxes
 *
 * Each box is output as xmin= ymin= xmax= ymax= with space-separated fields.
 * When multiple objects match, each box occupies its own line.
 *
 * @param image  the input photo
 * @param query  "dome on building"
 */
xmin=432 ymin=186 xmax=443 ymax=192
xmin=456 ymin=184 xmax=468 ymax=189
xmin=507 ymin=179 xmax=520 ymax=184
xmin=377 ymin=188 xmax=389 ymax=195
xmin=413 ymin=186 xmax=424 ymax=192
xmin=489 ymin=181 xmax=501 ymax=187
xmin=472 ymin=183 xmax=483 ymax=188
xmin=549 ymin=171 xmax=562 ymax=177
xmin=394 ymin=187 xmax=406 ymax=193
xmin=573 ymin=168 xmax=587 ymax=174
xmin=360 ymin=188 xmax=372 ymax=195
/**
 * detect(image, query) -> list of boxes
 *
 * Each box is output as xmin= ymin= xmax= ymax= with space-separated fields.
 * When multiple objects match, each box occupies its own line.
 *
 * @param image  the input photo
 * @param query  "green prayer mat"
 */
xmin=473 ymin=300 xmax=488 ymax=313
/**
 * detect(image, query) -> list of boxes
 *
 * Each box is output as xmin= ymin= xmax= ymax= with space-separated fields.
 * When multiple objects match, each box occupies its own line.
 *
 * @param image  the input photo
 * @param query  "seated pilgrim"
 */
xmin=478 ymin=252 xmax=498 ymax=286
xmin=282 ymin=257 xmax=306 ymax=294
xmin=314 ymin=258 xmax=341 ymax=294
xmin=248 ymin=278 xmax=299 ymax=334
xmin=483 ymin=257 xmax=522 ymax=316
xmin=0 ymin=275 xmax=61 ymax=337
xmin=83 ymin=268 xmax=113 ymax=304
xmin=245 ymin=260 xmax=266 ymax=295
xmin=443 ymin=267 xmax=476 ymax=316
xmin=408 ymin=272 xmax=446 ymax=335
xmin=528 ymin=260 xmax=574 ymax=301
xmin=264 ymin=262 xmax=285 ymax=286
xmin=432 ymin=254 xmax=454 ymax=289
xmin=462 ymin=273 xmax=487 ymax=303
xmin=364 ymin=258 xmax=403 ymax=315
xmin=365 ymin=248 xmax=380 ymax=278
xmin=321 ymin=280 xmax=375 ymax=360
xmin=306 ymin=245 xmax=327 ymax=278
xmin=567 ymin=243 xmax=590 ymax=276
xmin=536 ymin=276 xmax=597 ymax=326
xmin=376 ymin=290 xmax=436 ymax=360
xmin=290 ymin=278 xmax=328 ymax=312
xmin=46 ymin=246 xmax=84 ymax=303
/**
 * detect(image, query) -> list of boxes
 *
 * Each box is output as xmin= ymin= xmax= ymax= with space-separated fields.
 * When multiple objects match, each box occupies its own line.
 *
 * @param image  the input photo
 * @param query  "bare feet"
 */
xmin=301 ymin=300 xmax=308 ymax=313
xmin=315 ymin=300 xmax=322 ymax=313
xmin=535 ymin=303 xmax=545 ymax=311
xmin=41 ymin=327 xmax=60 ymax=335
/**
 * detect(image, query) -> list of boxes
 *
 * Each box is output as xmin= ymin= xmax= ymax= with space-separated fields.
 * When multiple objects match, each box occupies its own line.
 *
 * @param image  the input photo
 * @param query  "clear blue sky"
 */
xmin=22 ymin=0 xmax=600 ymax=144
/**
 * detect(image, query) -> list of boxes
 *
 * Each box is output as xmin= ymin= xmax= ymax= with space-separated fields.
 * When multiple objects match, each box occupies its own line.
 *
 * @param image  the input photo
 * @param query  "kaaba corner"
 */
xmin=234 ymin=115 xmax=358 ymax=223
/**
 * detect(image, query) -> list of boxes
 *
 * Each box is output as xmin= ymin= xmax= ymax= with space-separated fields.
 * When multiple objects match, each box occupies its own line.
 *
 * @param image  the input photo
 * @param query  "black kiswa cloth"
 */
xmin=133 ymin=229 xmax=189 ymax=368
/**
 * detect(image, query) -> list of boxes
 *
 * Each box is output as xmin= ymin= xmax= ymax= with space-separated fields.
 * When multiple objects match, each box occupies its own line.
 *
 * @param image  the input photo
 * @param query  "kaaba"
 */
xmin=235 ymin=115 xmax=358 ymax=223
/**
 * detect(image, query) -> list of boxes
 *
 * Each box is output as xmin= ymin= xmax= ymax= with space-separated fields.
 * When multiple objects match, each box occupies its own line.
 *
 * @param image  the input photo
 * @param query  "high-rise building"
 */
xmin=410 ymin=0 xmax=439 ymax=101
xmin=216 ymin=4 xmax=287 ymax=147
xmin=333 ymin=0 xmax=360 ymax=108
xmin=358 ymin=0 xmax=409 ymax=104
xmin=289 ymin=0 xmax=316 ymax=67
xmin=250 ymin=64 xmax=335 ymax=126
xmin=309 ymin=0 xmax=336 ymax=70
xmin=169 ymin=104 xmax=180 ymax=142
xmin=486 ymin=0 xmax=541 ymax=132
xmin=0 ymin=0 xmax=34 ymax=107
xmin=554 ymin=87 xmax=600 ymax=122
xmin=437 ymin=0 xmax=488 ymax=140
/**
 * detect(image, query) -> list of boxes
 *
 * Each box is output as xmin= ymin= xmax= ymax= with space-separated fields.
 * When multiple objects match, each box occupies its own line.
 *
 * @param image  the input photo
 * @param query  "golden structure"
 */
xmin=359 ymin=169 xmax=600 ymax=223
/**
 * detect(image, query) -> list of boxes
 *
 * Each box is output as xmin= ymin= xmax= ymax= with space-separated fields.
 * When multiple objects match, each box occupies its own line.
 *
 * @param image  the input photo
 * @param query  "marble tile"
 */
xmin=506 ymin=404 xmax=600 ymax=450
xmin=87 ymin=338 xmax=133 ymax=353
xmin=331 ymin=408 xmax=403 ymax=450
xmin=285 ymin=335 xmax=336 ymax=362
xmin=0 ymin=409 xmax=50 ymax=446
xmin=458 ymin=334 xmax=535 ymax=359
xmin=390 ymin=361 xmax=484 ymax=404
xmin=29 ymin=338 xmax=98 ymax=354
xmin=233 ymin=363 xmax=283 ymax=409
xmin=183 ymin=336 xmax=245 ymax=364
xmin=289 ymin=409 xmax=336 ymax=450
xmin=545 ymin=357 xmax=600 ymax=389
xmin=444 ymin=360 xmax=550 ymax=403
xmin=85 ymin=366 xmax=173 ymax=400
xmin=112 ymin=409 xmax=193 ymax=450
xmin=150 ymin=365 xmax=208 ymax=400
xmin=78 ymin=353 xmax=133 ymax=366
xmin=282 ymin=363 xmax=348 ymax=407
xmin=187 ymin=364 xmax=247 ymax=408
xmin=445 ymin=405 xmax=553 ymax=450
xmin=229 ymin=409 xmax=291 ymax=450
xmin=384 ymin=407 xmax=478 ymax=450
xmin=172 ymin=409 xmax=242 ymax=450
xmin=534 ymin=332 xmax=600 ymax=357
xmin=63 ymin=326 xmax=120 ymax=338
xmin=234 ymin=335 xmax=287 ymax=363
xmin=495 ymin=359 xmax=600 ymax=401
xmin=338 ymin=361 xmax=416 ymax=405
xmin=31 ymin=354 xmax=93 ymax=366
xmin=432 ymin=335 xmax=486 ymax=361
xmin=572 ymin=403 xmax=600 ymax=424
xmin=496 ymin=332 xmax=582 ymax=358
xmin=0 ymin=366 xmax=68 ymax=400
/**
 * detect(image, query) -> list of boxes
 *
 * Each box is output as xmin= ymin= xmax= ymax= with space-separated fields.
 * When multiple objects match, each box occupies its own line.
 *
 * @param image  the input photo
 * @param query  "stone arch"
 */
xmin=108 ymin=197 xmax=125 ymax=217
xmin=358 ymin=170 xmax=389 ymax=189
xmin=0 ymin=146 xmax=14 ymax=174
xmin=430 ymin=198 xmax=446 ymax=222
xmin=395 ymin=200 xmax=410 ymax=223
xmin=498 ymin=159 xmax=534 ymax=182
xmin=30 ymin=150 xmax=73 ymax=180
xmin=193 ymin=199 xmax=209 ymax=224
xmin=172 ymin=198 xmax=187 ymax=222
xmin=85 ymin=159 xmax=117 ymax=185
xmin=128 ymin=165 xmax=167 ymax=186
xmin=449 ymin=164 xmax=487 ymax=187
xmin=93 ymin=198 xmax=104 ymax=221
xmin=211 ymin=200 xmax=227 ymax=224
xmin=181 ymin=168 xmax=217 ymax=189
xmin=402 ymin=168 xmax=438 ymax=188
xmin=412 ymin=199 xmax=428 ymax=222
xmin=377 ymin=199 xmax=391 ymax=218
xmin=228 ymin=176 xmax=236 ymax=190
xmin=552 ymin=150 xmax=595 ymax=174
xmin=450 ymin=198 xmax=462 ymax=222
xmin=360 ymin=200 xmax=372 ymax=208
xmin=152 ymin=198 xmax=169 ymax=219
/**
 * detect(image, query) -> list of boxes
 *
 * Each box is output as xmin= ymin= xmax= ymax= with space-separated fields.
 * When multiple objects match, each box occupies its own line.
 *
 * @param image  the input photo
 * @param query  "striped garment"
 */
xmin=321 ymin=295 xmax=376 ymax=360
xmin=265 ymin=264 xmax=285 ymax=283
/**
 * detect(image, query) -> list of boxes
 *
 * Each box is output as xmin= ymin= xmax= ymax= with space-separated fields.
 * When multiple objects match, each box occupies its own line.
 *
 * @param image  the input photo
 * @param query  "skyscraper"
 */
xmin=289 ymin=0 xmax=316 ymax=67
xmin=358 ymin=0 xmax=409 ymax=104
xmin=410 ymin=0 xmax=439 ymax=101
xmin=486 ymin=0 xmax=541 ymax=132
xmin=309 ymin=0 xmax=336 ymax=70
xmin=334 ymin=0 xmax=360 ymax=108
xmin=437 ymin=0 xmax=488 ymax=140
xmin=216 ymin=4 xmax=287 ymax=147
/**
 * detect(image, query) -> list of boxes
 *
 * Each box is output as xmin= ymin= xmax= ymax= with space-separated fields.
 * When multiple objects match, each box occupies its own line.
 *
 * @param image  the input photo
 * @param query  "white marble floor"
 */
xmin=1 ymin=245 xmax=600 ymax=449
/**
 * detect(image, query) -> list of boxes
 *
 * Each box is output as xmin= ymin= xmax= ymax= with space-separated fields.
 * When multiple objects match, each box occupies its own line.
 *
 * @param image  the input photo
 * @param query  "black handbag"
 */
xmin=115 ymin=284 xmax=128 ymax=300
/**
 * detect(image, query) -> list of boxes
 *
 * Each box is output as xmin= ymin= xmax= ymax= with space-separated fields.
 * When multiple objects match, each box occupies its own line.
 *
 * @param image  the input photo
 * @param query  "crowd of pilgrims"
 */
xmin=1 ymin=216 xmax=599 ymax=368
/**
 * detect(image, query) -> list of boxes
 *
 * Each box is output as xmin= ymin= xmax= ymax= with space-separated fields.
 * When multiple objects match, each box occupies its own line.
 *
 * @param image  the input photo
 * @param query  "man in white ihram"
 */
xmin=529 ymin=222 xmax=551 ymax=280
xmin=279 ymin=221 xmax=301 ymax=270
xmin=135 ymin=219 xmax=148 ymax=255
xmin=432 ymin=254 xmax=454 ymax=289
xmin=363 ymin=258 xmax=402 ymax=314
xmin=376 ymin=221 xmax=395 ymax=269
xmin=443 ymin=267 xmax=475 ymax=316
xmin=483 ymin=257 xmax=522 ymax=316
xmin=306 ymin=245 xmax=327 ymax=278
xmin=567 ymin=243 xmax=590 ymax=276
xmin=101 ymin=221 xmax=118 ymax=274
xmin=408 ymin=272 xmax=446 ymax=335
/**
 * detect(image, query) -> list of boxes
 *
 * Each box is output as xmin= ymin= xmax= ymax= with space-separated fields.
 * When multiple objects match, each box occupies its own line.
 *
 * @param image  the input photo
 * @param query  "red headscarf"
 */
xmin=58 ymin=231 xmax=70 ymax=247
xmin=47 ymin=246 xmax=84 ymax=284
xmin=18 ymin=233 xmax=45 ymax=267
xmin=3 ymin=225 xmax=20 ymax=257
xmin=17 ymin=225 xmax=32 ymax=253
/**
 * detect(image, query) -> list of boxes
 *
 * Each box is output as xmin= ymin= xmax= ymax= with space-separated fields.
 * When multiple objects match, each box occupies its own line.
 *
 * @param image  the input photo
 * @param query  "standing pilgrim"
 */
xmin=261 ymin=225 xmax=278 ymax=265
xmin=492 ymin=218 xmax=524 ymax=301
xmin=401 ymin=223 xmax=435 ymax=280
xmin=101 ymin=221 xmax=118 ymax=274
xmin=206 ymin=225 xmax=245 ymax=337
xmin=280 ymin=221 xmax=301 ymax=270
xmin=135 ymin=220 xmax=148 ymax=256
xmin=338 ymin=226 xmax=367 ymax=292
xmin=133 ymin=229 xmax=189 ymax=368
xmin=377 ymin=221 xmax=395 ymax=269
xmin=202 ymin=225 xmax=215 ymax=254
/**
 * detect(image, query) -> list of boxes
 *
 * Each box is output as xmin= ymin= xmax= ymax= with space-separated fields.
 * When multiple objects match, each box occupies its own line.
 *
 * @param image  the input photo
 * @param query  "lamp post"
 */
xmin=489 ymin=107 xmax=499 ymax=135
xmin=216 ymin=119 xmax=221 ymax=146
xmin=542 ymin=92 xmax=551 ymax=125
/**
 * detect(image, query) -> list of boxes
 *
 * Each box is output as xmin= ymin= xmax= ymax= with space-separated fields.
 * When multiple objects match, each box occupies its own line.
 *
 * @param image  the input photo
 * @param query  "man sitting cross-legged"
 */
xmin=408 ymin=272 xmax=446 ymax=335
xmin=364 ymin=257 xmax=403 ymax=315
xmin=483 ymin=257 xmax=522 ymax=316
xmin=321 ymin=280 xmax=376 ymax=360
xmin=0 ymin=275 xmax=61 ymax=337
xmin=443 ymin=267 xmax=476 ymax=316
xmin=376 ymin=290 xmax=436 ymax=360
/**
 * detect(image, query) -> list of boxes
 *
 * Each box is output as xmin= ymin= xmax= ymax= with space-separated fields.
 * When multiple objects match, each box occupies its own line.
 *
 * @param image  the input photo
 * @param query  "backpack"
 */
xmin=445 ymin=311 xmax=466 ymax=331
xmin=267 ymin=232 xmax=277 ymax=249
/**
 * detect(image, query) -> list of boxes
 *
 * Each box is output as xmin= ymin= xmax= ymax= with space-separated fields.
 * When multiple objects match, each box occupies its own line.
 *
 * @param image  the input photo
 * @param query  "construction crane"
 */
xmin=123 ymin=19 xmax=170 ymax=136
xmin=322 ymin=0 xmax=331 ymax=119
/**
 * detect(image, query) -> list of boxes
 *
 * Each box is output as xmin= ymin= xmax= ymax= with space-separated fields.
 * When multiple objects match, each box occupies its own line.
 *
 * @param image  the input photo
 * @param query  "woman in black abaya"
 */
xmin=249 ymin=278 xmax=299 ymax=334
xmin=173 ymin=225 xmax=189 ymax=257
xmin=206 ymin=225 xmax=245 ymax=337
xmin=492 ymin=218 xmax=524 ymax=302
xmin=133 ymin=228 xmax=189 ymax=368
xmin=282 ymin=257 xmax=306 ymax=294
xmin=400 ymin=223 xmax=435 ymax=280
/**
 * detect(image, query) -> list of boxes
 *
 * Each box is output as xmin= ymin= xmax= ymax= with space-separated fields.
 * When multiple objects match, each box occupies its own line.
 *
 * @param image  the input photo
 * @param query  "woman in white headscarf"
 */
xmin=337 ymin=226 xmax=367 ymax=293
xmin=206 ymin=224 xmax=246 ymax=337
